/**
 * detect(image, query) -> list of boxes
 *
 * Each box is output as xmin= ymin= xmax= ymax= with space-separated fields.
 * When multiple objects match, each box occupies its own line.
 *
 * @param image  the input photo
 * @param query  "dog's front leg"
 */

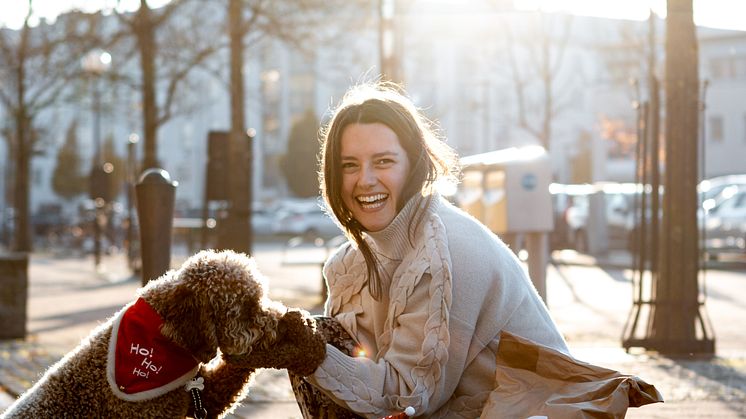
xmin=187 ymin=358 xmax=257 ymax=418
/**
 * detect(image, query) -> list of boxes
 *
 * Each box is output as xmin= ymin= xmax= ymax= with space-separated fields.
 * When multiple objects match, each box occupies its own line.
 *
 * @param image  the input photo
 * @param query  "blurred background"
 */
xmin=1 ymin=3 xmax=746 ymax=411
xmin=0 ymin=0 xmax=744 ymax=264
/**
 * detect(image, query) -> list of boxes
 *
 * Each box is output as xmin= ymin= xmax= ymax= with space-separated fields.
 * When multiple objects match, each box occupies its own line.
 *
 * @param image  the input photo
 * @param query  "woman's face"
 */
xmin=339 ymin=122 xmax=411 ymax=232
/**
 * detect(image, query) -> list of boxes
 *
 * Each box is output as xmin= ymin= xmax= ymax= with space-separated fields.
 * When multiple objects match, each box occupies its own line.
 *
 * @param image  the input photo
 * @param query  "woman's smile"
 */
xmin=356 ymin=193 xmax=389 ymax=210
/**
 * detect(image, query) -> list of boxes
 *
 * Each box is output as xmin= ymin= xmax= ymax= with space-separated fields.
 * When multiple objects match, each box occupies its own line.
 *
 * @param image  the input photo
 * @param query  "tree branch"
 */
xmin=157 ymin=44 xmax=218 ymax=126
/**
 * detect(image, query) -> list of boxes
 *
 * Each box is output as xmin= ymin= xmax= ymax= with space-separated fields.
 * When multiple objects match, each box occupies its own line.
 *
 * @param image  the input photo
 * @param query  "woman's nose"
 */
xmin=359 ymin=165 xmax=377 ymax=187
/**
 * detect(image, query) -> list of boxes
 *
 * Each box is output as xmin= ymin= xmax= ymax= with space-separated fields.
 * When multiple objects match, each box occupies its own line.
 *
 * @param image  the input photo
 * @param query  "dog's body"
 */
xmin=4 ymin=318 xmax=196 ymax=417
xmin=1 ymin=250 xmax=314 ymax=418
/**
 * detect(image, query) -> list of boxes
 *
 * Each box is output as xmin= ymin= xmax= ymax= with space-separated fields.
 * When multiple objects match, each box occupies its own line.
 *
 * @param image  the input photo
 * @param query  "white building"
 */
xmin=2 ymin=4 xmax=745 ymax=236
xmin=700 ymin=30 xmax=746 ymax=177
xmin=394 ymin=6 xmax=746 ymax=183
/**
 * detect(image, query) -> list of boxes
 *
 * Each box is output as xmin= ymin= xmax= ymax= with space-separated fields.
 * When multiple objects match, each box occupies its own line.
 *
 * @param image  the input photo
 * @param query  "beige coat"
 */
xmin=309 ymin=195 xmax=568 ymax=418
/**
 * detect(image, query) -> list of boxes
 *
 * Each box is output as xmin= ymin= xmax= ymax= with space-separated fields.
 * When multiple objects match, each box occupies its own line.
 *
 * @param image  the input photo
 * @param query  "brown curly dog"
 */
xmin=1 ymin=249 xmax=323 ymax=419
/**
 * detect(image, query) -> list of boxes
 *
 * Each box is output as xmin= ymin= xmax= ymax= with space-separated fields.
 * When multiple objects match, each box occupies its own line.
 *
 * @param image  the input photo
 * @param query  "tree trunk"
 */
xmin=13 ymin=24 xmax=31 ymax=252
xmin=13 ymin=111 xmax=31 ymax=252
xmin=651 ymin=0 xmax=711 ymax=355
xmin=218 ymin=0 xmax=252 ymax=253
xmin=135 ymin=1 xmax=159 ymax=169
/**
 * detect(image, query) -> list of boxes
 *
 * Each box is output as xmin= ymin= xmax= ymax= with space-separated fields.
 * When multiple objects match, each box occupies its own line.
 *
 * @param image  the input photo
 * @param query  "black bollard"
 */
xmin=0 ymin=253 xmax=29 ymax=339
xmin=135 ymin=168 xmax=178 ymax=285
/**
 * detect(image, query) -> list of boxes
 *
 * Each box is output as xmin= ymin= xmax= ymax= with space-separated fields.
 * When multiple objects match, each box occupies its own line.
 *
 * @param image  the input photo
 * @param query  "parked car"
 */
xmin=697 ymin=174 xmax=746 ymax=205
xmin=251 ymin=205 xmax=276 ymax=237
xmin=702 ymin=185 xmax=746 ymax=259
xmin=699 ymin=174 xmax=746 ymax=211
xmin=552 ymin=176 xmax=746 ymax=257
xmin=272 ymin=198 xmax=343 ymax=239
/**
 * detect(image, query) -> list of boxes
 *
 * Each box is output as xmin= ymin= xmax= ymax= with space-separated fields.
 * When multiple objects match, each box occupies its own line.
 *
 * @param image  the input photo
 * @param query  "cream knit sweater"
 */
xmin=308 ymin=194 xmax=568 ymax=418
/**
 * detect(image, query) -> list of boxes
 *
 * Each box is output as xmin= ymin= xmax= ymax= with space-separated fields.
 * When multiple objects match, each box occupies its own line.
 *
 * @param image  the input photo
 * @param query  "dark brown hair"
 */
xmin=319 ymin=82 xmax=458 ymax=299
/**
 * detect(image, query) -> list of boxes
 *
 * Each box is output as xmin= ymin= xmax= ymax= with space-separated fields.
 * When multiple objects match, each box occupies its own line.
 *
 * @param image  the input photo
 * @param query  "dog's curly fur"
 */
xmin=225 ymin=310 xmax=326 ymax=377
xmin=1 ymin=249 xmax=320 ymax=419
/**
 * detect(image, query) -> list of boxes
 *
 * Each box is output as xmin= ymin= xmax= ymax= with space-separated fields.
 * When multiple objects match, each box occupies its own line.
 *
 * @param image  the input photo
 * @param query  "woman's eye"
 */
xmin=341 ymin=162 xmax=357 ymax=171
xmin=376 ymin=158 xmax=394 ymax=165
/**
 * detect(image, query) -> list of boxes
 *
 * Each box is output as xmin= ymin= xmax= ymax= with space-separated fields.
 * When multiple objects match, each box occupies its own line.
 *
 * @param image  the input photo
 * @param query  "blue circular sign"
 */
xmin=521 ymin=173 xmax=537 ymax=191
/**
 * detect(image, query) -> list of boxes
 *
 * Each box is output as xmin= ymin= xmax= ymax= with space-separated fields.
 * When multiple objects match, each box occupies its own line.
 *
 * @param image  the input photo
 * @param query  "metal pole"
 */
xmin=92 ymin=76 xmax=103 ymax=269
xmin=1 ymin=152 xmax=13 ymax=248
xmin=526 ymin=231 xmax=548 ymax=303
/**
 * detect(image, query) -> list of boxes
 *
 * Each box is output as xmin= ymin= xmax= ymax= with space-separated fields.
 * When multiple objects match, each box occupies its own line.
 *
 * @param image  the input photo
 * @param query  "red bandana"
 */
xmin=113 ymin=298 xmax=199 ymax=395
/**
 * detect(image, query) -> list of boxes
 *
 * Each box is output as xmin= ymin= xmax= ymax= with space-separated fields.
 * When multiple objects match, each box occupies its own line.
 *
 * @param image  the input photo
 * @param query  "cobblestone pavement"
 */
xmin=1 ymin=247 xmax=745 ymax=418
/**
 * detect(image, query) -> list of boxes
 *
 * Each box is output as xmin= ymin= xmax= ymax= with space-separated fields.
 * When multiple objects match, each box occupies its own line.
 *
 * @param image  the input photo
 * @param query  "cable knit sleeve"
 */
xmin=309 ymin=213 xmax=455 ymax=418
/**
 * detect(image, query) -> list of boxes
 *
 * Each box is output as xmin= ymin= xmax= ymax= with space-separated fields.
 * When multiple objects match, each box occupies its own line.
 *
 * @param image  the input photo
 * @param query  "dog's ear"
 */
xmin=153 ymin=250 xmax=278 ymax=357
xmin=193 ymin=250 xmax=277 ymax=355
xmin=155 ymin=281 xmax=219 ymax=362
xmin=216 ymin=295 xmax=261 ymax=355
xmin=215 ymin=292 xmax=283 ymax=355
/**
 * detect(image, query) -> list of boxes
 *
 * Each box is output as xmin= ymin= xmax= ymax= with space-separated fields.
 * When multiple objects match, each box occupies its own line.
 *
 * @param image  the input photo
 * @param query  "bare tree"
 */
xmin=499 ymin=11 xmax=574 ymax=151
xmin=217 ymin=0 xmax=375 ymax=252
xmin=110 ymin=0 xmax=221 ymax=169
xmin=0 ymin=4 xmax=99 ymax=251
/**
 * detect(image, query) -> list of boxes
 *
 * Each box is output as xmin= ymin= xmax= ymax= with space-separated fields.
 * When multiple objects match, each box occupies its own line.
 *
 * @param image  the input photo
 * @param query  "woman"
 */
xmin=252 ymin=82 xmax=569 ymax=418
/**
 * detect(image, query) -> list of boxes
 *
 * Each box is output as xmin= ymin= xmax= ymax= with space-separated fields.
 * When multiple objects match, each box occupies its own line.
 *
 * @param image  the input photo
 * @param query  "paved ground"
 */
xmin=1 ymin=244 xmax=745 ymax=418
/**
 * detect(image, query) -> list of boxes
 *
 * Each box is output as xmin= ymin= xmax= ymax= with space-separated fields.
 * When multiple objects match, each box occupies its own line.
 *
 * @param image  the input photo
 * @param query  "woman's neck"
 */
xmin=365 ymin=193 xmax=435 ymax=259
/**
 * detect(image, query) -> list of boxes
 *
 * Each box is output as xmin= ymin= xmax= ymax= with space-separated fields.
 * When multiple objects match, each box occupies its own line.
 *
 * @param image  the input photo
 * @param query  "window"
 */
xmin=734 ymin=192 xmax=746 ymax=209
xmin=33 ymin=168 xmax=42 ymax=186
xmin=735 ymin=56 xmax=746 ymax=79
xmin=708 ymin=55 xmax=746 ymax=80
xmin=709 ymin=115 xmax=724 ymax=143
xmin=710 ymin=57 xmax=728 ymax=79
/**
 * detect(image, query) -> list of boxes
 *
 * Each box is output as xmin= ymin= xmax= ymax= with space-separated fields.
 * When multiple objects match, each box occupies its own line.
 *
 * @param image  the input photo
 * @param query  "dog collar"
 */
xmin=106 ymin=298 xmax=200 ymax=401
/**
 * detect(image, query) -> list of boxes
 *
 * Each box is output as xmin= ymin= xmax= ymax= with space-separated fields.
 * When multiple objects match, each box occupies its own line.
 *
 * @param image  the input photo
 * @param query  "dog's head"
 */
xmin=139 ymin=250 xmax=283 ymax=362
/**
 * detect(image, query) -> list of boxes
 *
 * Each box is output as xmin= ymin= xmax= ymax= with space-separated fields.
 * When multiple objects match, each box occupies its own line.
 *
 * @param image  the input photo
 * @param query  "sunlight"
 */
xmin=1 ymin=0 xmax=172 ymax=29
xmin=3 ymin=0 xmax=746 ymax=31
xmin=514 ymin=0 xmax=746 ymax=31
xmin=514 ymin=0 xmax=666 ymax=20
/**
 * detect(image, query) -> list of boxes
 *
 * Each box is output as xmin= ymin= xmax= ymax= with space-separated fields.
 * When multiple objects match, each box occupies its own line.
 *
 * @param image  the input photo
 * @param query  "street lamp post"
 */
xmin=82 ymin=50 xmax=111 ymax=270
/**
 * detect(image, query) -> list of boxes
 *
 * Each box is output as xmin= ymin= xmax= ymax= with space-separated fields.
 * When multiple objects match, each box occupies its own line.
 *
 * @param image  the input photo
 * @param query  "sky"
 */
xmin=1 ymin=0 xmax=745 ymax=31
xmin=0 ymin=0 xmax=171 ymax=29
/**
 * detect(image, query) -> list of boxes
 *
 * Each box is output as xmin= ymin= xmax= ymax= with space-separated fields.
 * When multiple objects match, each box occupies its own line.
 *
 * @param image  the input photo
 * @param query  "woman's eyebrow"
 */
xmin=341 ymin=150 xmax=399 ymax=160
xmin=371 ymin=151 xmax=400 ymax=158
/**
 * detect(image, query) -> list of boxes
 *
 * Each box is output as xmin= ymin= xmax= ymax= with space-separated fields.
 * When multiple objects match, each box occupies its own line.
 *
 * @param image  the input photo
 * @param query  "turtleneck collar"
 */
xmin=365 ymin=192 xmax=439 ymax=260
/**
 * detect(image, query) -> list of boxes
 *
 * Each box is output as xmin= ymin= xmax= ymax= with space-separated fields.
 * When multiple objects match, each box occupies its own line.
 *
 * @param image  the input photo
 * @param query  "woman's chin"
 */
xmin=360 ymin=217 xmax=394 ymax=232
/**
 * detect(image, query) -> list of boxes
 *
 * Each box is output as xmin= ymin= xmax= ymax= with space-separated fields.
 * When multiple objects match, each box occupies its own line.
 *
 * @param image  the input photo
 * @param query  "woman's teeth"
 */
xmin=357 ymin=194 xmax=387 ymax=209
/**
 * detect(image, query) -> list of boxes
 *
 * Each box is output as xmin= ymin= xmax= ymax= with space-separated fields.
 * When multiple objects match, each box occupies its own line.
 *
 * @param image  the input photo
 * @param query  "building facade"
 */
xmin=2 ymin=4 xmax=745 ymax=239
